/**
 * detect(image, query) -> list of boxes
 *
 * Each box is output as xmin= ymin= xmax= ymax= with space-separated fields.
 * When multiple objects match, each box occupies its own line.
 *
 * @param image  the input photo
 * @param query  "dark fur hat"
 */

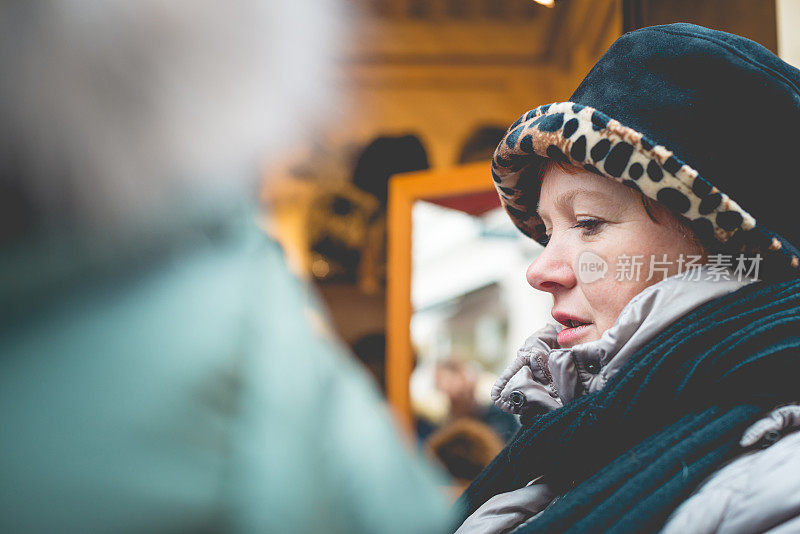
xmin=493 ymin=23 xmax=800 ymax=280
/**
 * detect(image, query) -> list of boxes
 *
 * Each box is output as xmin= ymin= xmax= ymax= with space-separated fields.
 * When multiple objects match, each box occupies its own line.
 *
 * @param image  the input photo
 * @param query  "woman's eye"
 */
xmin=538 ymin=219 xmax=602 ymax=245
xmin=572 ymin=218 xmax=604 ymax=235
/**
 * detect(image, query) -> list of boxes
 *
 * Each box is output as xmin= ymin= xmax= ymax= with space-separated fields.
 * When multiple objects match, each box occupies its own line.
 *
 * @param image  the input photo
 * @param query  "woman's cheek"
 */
xmin=581 ymin=281 xmax=613 ymax=318
xmin=590 ymin=278 xmax=637 ymax=328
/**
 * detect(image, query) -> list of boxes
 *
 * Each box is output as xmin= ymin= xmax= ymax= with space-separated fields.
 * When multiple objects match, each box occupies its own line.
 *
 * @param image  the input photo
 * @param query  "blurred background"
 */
xmin=264 ymin=0 xmax=799 ymax=491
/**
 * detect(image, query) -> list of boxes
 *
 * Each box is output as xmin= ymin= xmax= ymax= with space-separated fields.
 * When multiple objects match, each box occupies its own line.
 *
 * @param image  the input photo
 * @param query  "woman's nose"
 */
xmin=526 ymin=242 xmax=577 ymax=293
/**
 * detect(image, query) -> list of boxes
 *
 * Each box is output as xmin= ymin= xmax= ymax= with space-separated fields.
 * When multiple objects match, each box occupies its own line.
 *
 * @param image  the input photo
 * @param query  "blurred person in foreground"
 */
xmin=0 ymin=2 xmax=451 ymax=533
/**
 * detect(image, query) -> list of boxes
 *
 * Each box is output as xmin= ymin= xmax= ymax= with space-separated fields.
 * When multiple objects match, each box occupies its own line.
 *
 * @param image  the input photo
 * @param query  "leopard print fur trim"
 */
xmin=492 ymin=102 xmax=800 ymax=273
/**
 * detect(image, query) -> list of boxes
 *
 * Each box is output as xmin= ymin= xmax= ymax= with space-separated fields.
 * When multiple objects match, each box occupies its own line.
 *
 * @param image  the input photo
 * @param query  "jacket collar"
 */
xmin=492 ymin=267 xmax=753 ymax=415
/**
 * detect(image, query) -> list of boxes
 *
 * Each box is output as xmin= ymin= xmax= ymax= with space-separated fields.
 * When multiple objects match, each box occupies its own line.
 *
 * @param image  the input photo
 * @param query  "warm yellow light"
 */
xmin=533 ymin=0 xmax=556 ymax=6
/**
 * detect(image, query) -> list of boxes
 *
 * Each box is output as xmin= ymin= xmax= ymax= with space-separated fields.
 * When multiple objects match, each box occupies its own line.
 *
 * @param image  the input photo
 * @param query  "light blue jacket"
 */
xmin=0 ymin=207 xmax=452 ymax=533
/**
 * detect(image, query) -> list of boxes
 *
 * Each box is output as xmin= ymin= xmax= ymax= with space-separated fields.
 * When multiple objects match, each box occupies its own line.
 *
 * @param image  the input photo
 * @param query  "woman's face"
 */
xmin=527 ymin=165 xmax=706 ymax=347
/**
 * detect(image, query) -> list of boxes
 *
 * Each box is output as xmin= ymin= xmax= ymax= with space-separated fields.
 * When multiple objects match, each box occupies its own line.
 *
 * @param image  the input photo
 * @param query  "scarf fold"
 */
xmin=456 ymin=278 xmax=800 ymax=533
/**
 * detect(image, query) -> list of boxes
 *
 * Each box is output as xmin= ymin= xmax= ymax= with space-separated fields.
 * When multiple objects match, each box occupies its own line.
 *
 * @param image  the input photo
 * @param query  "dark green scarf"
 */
xmin=457 ymin=278 xmax=800 ymax=533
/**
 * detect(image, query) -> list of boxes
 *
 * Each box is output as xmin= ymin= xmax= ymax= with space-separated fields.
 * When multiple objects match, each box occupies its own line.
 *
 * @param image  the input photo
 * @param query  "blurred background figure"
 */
xmin=433 ymin=358 xmax=518 ymax=443
xmin=425 ymin=418 xmax=504 ymax=499
xmin=0 ymin=1 xmax=451 ymax=533
xmin=420 ymin=357 xmax=518 ymax=496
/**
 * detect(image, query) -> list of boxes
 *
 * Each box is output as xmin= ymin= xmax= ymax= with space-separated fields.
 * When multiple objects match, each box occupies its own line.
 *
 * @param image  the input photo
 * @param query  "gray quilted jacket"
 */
xmin=457 ymin=266 xmax=800 ymax=534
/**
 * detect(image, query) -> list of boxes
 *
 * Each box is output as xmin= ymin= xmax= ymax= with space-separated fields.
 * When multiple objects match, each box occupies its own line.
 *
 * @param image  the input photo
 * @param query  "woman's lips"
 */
xmin=556 ymin=322 xmax=593 ymax=346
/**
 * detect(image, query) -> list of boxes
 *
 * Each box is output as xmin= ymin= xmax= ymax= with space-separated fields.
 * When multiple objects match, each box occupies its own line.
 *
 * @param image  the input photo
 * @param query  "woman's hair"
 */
xmin=536 ymin=158 xmax=708 ymax=254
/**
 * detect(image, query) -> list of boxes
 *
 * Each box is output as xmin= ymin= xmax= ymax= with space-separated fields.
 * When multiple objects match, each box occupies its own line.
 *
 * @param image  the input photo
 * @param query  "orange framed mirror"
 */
xmin=386 ymin=161 xmax=502 ymax=433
